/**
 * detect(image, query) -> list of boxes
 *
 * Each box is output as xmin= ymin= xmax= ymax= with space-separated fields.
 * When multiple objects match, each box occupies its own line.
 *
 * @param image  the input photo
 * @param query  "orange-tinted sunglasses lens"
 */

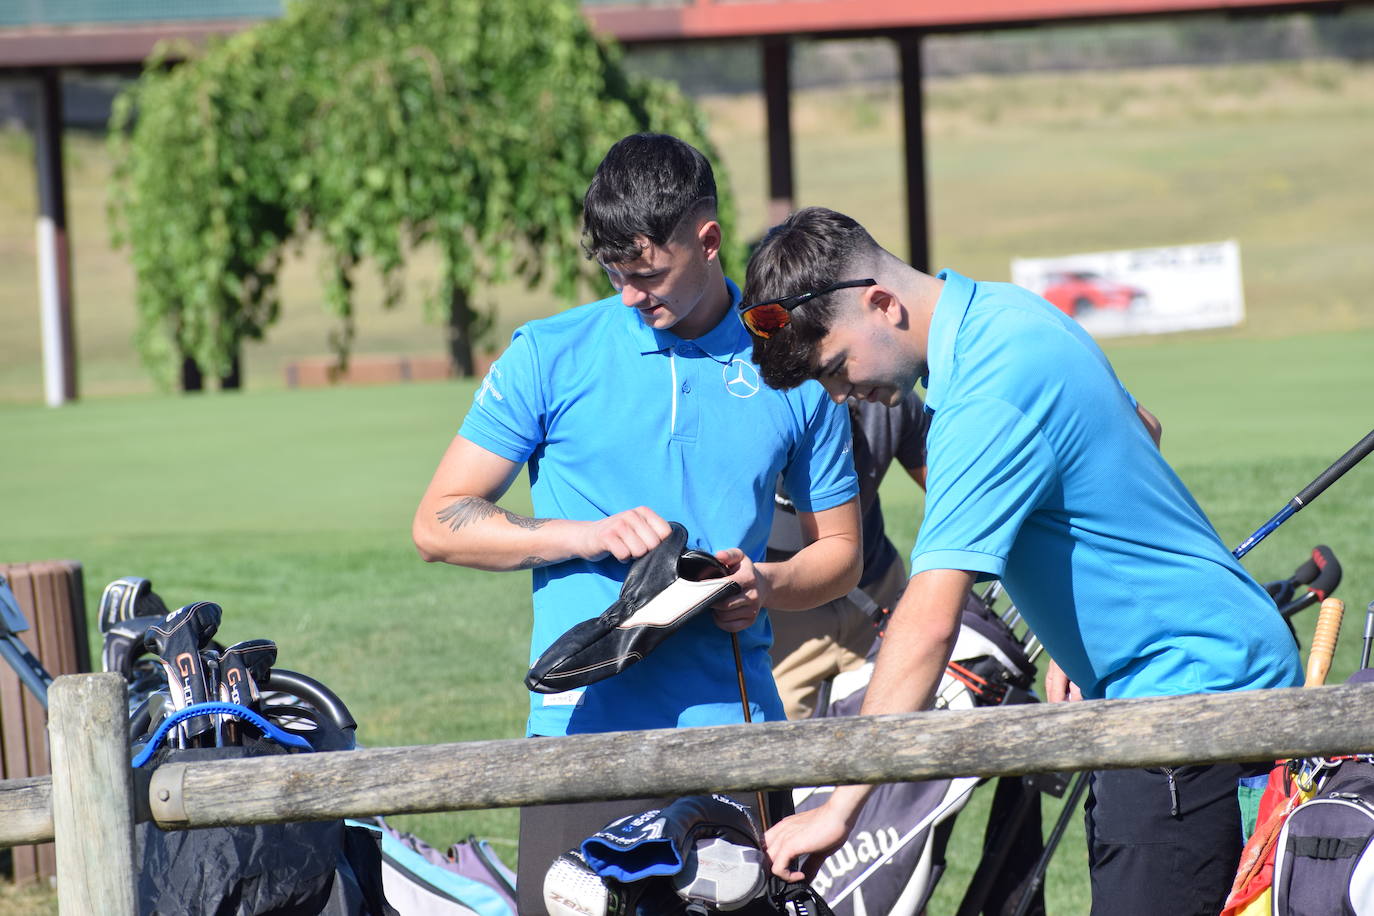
xmin=742 ymin=303 xmax=791 ymax=338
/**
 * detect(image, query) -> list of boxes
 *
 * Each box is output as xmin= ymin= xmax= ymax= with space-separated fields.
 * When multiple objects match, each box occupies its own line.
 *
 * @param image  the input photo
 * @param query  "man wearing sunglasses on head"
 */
xmin=413 ymin=137 xmax=861 ymax=915
xmin=743 ymin=207 xmax=1301 ymax=916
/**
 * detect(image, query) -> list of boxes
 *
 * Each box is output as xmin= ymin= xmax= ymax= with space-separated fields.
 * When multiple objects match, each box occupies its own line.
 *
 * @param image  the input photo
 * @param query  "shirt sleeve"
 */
xmin=457 ymin=327 xmax=545 ymax=464
xmin=893 ymin=392 xmax=930 ymax=472
xmin=911 ymin=396 xmax=1058 ymax=578
xmin=781 ymin=393 xmax=860 ymax=514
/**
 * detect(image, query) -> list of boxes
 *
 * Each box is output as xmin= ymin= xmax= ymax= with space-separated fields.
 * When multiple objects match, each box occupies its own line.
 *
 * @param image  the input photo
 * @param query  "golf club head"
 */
xmin=145 ymin=601 xmax=222 ymax=745
xmin=98 ymin=576 xmax=170 ymax=634
xmin=101 ymin=613 xmax=168 ymax=679
xmin=220 ymin=639 xmax=276 ymax=709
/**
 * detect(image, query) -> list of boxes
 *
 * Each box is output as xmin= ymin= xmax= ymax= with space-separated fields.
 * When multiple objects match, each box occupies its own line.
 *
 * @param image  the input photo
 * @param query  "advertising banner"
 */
xmin=1011 ymin=240 xmax=1244 ymax=338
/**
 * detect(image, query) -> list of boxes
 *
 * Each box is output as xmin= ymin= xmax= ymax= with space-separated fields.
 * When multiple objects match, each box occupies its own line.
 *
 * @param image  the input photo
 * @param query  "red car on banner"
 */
xmin=1041 ymin=271 xmax=1148 ymax=316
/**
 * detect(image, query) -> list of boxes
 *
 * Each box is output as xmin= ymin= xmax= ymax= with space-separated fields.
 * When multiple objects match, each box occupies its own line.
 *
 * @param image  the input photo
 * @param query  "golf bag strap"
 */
xmin=771 ymin=878 xmax=837 ymax=916
xmin=132 ymin=701 xmax=312 ymax=767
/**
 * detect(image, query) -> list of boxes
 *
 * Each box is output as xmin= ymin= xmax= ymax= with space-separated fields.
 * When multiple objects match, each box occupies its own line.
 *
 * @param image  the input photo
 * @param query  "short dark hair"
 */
xmin=582 ymin=133 xmax=718 ymax=265
xmin=743 ymin=207 xmax=880 ymax=389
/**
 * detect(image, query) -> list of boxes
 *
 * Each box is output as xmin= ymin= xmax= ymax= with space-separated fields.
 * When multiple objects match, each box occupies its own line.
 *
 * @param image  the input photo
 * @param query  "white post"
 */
xmin=32 ymin=69 xmax=77 ymax=407
xmin=48 ymin=673 xmax=136 ymax=916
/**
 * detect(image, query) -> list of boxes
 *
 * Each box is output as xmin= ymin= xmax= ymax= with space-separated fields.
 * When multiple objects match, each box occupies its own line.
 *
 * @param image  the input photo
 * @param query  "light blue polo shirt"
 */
xmin=460 ymin=280 xmax=858 ymax=736
xmin=912 ymin=270 xmax=1300 ymax=700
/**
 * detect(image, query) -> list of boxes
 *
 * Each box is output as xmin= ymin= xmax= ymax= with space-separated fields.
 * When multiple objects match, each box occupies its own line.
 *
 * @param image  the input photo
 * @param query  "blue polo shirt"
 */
xmin=912 ymin=270 xmax=1300 ymax=700
xmin=459 ymin=281 xmax=858 ymax=736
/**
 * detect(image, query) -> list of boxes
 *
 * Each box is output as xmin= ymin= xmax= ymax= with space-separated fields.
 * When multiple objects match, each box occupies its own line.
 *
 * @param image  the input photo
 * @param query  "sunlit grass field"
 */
xmin=1 ymin=58 xmax=1372 ymax=913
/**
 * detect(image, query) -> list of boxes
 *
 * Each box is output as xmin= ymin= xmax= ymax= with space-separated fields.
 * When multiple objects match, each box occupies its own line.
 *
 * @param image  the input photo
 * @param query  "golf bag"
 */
xmin=351 ymin=817 xmax=517 ymax=916
xmin=104 ymin=576 xmax=397 ymax=915
xmin=1271 ymin=758 xmax=1374 ymax=915
xmin=794 ymin=594 xmax=1047 ymax=916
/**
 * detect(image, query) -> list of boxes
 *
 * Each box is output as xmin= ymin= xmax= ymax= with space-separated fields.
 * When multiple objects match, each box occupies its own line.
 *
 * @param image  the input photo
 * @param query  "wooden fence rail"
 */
xmin=10 ymin=674 xmax=1374 ymax=913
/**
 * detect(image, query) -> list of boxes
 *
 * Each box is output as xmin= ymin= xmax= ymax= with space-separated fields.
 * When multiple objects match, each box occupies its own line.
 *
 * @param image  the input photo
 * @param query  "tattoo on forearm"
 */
xmin=516 ymin=556 xmax=547 ymax=569
xmin=435 ymin=497 xmax=549 ymax=533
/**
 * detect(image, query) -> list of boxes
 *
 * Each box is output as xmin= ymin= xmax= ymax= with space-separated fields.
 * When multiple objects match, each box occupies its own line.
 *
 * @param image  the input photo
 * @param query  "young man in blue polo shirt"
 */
xmin=412 ymin=138 xmax=860 ymax=913
xmin=741 ymin=207 xmax=1301 ymax=916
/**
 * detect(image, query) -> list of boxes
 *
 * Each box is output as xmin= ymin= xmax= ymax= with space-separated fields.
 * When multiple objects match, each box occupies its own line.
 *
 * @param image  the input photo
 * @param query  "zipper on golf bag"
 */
xmin=1271 ymin=760 xmax=1374 ymax=915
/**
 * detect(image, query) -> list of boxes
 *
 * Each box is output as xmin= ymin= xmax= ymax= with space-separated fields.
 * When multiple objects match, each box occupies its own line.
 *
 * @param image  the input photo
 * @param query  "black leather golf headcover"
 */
xmin=98 ymin=575 xmax=170 ymax=634
xmin=525 ymin=522 xmax=741 ymax=694
xmin=580 ymin=794 xmax=761 ymax=883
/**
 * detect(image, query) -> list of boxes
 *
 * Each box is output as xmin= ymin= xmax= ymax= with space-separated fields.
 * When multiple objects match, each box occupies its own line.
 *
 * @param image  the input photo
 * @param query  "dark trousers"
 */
xmin=516 ymin=791 xmax=792 ymax=916
xmin=1085 ymin=762 xmax=1268 ymax=916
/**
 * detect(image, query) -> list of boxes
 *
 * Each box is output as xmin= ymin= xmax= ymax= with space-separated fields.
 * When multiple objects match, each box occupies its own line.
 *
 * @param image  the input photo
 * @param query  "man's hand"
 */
xmin=709 ymin=548 xmax=770 ymax=632
xmin=1044 ymin=658 xmax=1082 ymax=703
xmin=763 ymin=789 xmax=866 ymax=882
xmin=575 ymin=506 xmax=674 ymax=562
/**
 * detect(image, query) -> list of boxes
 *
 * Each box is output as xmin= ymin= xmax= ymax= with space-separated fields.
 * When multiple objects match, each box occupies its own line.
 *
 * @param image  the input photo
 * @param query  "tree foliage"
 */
xmin=109 ymin=0 xmax=744 ymax=386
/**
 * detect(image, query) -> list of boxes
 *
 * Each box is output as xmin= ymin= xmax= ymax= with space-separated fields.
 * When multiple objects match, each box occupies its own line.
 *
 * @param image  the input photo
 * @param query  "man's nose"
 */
xmin=620 ymin=284 xmax=649 ymax=308
xmin=822 ymin=379 xmax=848 ymax=404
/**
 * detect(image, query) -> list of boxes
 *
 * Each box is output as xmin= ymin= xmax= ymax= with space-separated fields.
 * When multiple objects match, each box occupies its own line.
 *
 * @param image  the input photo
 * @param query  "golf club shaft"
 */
xmin=730 ymin=632 xmax=771 ymax=831
xmin=1011 ymin=772 xmax=1091 ymax=916
xmin=1234 ymin=427 xmax=1374 ymax=559
xmin=1363 ymin=601 xmax=1374 ymax=671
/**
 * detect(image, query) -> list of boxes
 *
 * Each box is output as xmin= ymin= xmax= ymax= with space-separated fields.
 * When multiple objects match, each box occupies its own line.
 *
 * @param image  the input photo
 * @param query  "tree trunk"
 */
xmin=446 ymin=284 xmax=476 ymax=377
xmin=180 ymin=355 xmax=204 ymax=393
xmin=180 ymin=347 xmax=242 ymax=392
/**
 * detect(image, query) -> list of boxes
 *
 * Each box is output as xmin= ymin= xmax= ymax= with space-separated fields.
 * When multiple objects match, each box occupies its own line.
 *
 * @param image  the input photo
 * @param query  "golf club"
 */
xmin=1234 ymin=427 xmax=1374 ymax=559
xmin=730 ymin=631 xmax=772 ymax=832
xmin=1363 ymin=601 xmax=1374 ymax=671
xmin=144 ymin=601 xmax=222 ymax=748
xmin=201 ymin=648 xmax=223 ymax=746
xmin=220 ymin=639 xmax=277 ymax=742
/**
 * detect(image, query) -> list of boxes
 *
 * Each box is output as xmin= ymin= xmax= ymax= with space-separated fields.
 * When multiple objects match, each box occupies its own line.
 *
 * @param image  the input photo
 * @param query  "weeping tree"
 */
xmin=109 ymin=0 xmax=744 ymax=389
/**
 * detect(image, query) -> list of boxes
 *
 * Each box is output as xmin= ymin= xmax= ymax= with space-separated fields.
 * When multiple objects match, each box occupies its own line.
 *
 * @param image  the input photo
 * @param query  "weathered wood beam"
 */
xmin=146 ymin=683 xmax=1374 ymax=830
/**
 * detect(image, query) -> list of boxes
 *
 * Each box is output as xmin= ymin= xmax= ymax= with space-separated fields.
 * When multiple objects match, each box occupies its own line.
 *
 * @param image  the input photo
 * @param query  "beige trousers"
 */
xmin=768 ymin=558 xmax=909 ymax=720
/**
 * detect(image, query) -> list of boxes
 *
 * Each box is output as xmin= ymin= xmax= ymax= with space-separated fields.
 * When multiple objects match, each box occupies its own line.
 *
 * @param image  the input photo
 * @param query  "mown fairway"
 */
xmin=1 ymin=59 xmax=1371 ymax=913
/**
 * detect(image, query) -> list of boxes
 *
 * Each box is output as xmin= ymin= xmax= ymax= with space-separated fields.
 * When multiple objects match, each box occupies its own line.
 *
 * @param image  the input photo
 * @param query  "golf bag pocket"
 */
xmin=526 ymin=522 xmax=740 ymax=693
xmin=1272 ymin=759 xmax=1374 ymax=915
xmin=580 ymin=794 xmax=761 ymax=884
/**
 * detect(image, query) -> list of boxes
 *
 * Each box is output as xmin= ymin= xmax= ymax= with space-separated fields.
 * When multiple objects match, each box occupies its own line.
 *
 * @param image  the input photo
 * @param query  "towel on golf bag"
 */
xmin=134 ymin=740 xmax=395 ymax=916
xmin=1271 ymin=757 xmax=1374 ymax=916
xmin=525 ymin=522 xmax=740 ymax=693
xmin=349 ymin=817 xmax=516 ymax=916
xmin=580 ymin=794 xmax=761 ymax=882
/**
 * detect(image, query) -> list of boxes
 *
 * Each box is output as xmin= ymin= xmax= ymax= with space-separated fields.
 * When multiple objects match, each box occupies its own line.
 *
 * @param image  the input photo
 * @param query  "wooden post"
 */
xmin=762 ymin=36 xmax=794 ymax=228
xmin=897 ymin=31 xmax=930 ymax=273
xmin=47 ymin=674 xmax=135 ymax=916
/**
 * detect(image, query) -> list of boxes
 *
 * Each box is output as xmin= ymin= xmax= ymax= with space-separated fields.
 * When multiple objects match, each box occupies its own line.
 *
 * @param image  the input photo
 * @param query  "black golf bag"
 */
xmin=794 ymin=594 xmax=1050 ymax=916
xmin=103 ymin=577 xmax=396 ymax=916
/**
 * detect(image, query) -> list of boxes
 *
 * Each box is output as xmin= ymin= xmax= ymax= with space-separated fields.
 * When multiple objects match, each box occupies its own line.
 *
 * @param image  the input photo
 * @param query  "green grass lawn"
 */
xmin=2 ymin=329 xmax=1371 ymax=913
xmin=1 ymin=57 xmax=1372 ymax=913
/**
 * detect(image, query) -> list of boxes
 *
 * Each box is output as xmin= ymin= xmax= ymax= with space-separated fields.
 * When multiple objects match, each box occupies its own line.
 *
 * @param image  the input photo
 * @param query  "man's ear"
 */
xmin=696 ymin=219 xmax=723 ymax=263
xmin=864 ymin=285 xmax=909 ymax=330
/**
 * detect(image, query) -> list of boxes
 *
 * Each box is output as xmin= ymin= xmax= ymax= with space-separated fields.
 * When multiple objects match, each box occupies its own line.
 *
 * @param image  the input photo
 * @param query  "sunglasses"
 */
xmin=738 ymin=278 xmax=877 ymax=338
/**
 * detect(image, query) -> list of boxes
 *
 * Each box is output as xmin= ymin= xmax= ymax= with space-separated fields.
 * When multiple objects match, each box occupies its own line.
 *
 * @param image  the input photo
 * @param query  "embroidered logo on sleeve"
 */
xmin=475 ymin=365 xmax=505 ymax=407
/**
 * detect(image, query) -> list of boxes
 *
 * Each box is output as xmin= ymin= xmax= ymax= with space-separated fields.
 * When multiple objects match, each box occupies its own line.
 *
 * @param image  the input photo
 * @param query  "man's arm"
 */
xmin=412 ymin=435 xmax=672 ymax=571
xmin=762 ymin=567 xmax=975 ymax=879
xmin=710 ymin=498 xmax=862 ymax=632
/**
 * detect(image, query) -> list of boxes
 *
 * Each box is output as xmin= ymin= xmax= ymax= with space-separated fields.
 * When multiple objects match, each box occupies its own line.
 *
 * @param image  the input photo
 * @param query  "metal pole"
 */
xmin=762 ymin=36 xmax=794 ymax=229
xmin=897 ymin=32 xmax=930 ymax=273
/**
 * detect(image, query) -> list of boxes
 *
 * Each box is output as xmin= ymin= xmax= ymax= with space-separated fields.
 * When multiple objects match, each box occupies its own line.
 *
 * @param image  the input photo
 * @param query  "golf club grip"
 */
xmin=1293 ymin=428 xmax=1374 ymax=508
xmin=1304 ymin=597 xmax=1344 ymax=688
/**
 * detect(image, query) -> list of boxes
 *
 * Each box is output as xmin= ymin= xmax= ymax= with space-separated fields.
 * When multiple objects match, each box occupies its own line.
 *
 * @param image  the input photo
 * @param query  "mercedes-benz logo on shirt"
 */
xmin=723 ymin=359 xmax=760 ymax=399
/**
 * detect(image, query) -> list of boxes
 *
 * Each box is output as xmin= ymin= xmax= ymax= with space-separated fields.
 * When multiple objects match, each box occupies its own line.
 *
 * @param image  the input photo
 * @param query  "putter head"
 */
xmin=145 ymin=602 xmax=223 ymax=745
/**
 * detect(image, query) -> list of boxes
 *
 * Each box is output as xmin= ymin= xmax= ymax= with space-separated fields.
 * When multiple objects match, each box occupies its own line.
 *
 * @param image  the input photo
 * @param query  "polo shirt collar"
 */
xmin=627 ymin=277 xmax=748 ymax=366
xmin=922 ymin=269 xmax=976 ymax=412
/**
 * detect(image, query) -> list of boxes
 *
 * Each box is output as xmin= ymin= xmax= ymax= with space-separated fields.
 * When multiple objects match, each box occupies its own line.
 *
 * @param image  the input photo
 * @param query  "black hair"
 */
xmin=743 ymin=207 xmax=880 ymax=389
xmin=581 ymin=133 xmax=718 ymax=265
